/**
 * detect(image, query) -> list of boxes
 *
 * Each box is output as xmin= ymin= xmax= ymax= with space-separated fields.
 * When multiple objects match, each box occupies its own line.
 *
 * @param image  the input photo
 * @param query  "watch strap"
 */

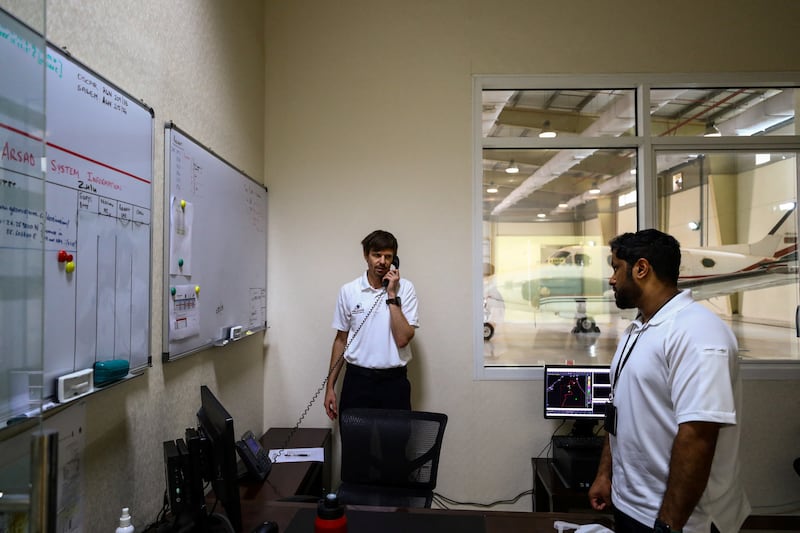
xmin=386 ymin=297 xmax=401 ymax=306
xmin=654 ymin=518 xmax=681 ymax=533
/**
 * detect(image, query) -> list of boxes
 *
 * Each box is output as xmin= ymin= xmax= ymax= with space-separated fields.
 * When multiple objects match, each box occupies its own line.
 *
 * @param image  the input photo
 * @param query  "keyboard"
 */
xmin=552 ymin=435 xmax=604 ymax=450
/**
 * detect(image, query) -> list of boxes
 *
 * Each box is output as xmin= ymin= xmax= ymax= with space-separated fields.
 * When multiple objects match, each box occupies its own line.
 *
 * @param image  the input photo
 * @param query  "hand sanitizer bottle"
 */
xmin=115 ymin=508 xmax=134 ymax=533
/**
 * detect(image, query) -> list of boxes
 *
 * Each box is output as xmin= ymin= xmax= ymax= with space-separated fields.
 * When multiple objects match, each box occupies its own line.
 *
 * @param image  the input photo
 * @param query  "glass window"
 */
xmin=477 ymin=77 xmax=800 ymax=379
xmin=655 ymin=150 xmax=798 ymax=361
xmin=650 ymin=87 xmax=797 ymax=137
xmin=484 ymin=89 xmax=636 ymax=138
xmin=482 ymin=147 xmax=637 ymax=368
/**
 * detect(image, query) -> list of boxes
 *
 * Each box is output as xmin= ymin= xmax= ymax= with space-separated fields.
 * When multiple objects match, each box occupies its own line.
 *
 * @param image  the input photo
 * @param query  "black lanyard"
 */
xmin=611 ymin=326 xmax=644 ymax=397
xmin=611 ymin=291 xmax=680 ymax=397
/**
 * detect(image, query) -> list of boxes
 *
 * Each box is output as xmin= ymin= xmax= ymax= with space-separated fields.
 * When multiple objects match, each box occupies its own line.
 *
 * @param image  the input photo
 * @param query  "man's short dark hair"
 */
xmin=609 ymin=229 xmax=681 ymax=284
xmin=361 ymin=230 xmax=398 ymax=255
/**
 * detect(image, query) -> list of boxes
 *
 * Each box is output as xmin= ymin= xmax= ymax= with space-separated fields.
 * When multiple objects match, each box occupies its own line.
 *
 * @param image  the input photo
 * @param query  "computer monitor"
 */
xmin=544 ymin=364 xmax=611 ymax=436
xmin=196 ymin=385 xmax=243 ymax=532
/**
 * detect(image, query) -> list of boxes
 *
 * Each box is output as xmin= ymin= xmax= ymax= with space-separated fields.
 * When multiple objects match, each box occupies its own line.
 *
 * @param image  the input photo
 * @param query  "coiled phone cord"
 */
xmin=273 ymin=287 xmax=387 ymax=465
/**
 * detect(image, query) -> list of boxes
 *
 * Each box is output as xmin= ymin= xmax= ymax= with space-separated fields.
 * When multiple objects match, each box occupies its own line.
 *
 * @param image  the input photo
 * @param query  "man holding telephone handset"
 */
xmin=324 ymin=230 xmax=419 ymax=421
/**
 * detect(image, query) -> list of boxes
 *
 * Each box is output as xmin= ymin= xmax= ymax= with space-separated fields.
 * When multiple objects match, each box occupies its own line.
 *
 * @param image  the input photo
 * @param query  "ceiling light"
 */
xmin=558 ymin=202 xmax=569 ymax=208
xmin=537 ymin=213 xmax=546 ymax=219
xmin=755 ymin=153 xmax=770 ymax=165
xmin=703 ymin=121 xmax=721 ymax=137
xmin=505 ymin=160 xmax=519 ymax=174
xmin=539 ymin=120 xmax=556 ymax=138
xmin=486 ymin=182 xmax=498 ymax=194
xmin=688 ymin=221 xmax=701 ymax=231
xmin=588 ymin=182 xmax=601 ymax=195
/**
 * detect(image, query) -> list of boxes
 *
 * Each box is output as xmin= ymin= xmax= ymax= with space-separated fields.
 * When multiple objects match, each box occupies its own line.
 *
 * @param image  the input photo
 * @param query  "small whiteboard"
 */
xmin=163 ymin=125 xmax=267 ymax=361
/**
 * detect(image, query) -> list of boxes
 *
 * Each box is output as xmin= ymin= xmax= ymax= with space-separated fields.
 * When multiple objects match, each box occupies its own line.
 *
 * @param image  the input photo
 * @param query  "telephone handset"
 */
xmin=235 ymin=430 xmax=272 ymax=481
xmin=382 ymin=255 xmax=400 ymax=288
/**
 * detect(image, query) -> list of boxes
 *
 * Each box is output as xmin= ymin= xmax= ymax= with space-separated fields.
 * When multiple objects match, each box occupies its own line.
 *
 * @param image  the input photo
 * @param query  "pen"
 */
xmin=285 ymin=453 xmax=309 ymax=457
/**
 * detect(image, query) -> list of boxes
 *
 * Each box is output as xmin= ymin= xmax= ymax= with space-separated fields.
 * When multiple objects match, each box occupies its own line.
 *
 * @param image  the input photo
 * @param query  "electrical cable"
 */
xmin=270 ymin=287 xmax=388 ymax=483
xmin=141 ymin=489 xmax=170 ymax=532
xmin=432 ymin=488 xmax=534 ymax=509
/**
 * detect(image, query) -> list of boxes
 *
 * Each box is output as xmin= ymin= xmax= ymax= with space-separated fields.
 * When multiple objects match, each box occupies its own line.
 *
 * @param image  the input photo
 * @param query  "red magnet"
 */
xmin=58 ymin=250 xmax=69 ymax=262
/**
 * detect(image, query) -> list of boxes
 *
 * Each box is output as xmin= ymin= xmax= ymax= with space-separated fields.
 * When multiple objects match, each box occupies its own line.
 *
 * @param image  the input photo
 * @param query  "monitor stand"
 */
xmin=569 ymin=419 xmax=598 ymax=438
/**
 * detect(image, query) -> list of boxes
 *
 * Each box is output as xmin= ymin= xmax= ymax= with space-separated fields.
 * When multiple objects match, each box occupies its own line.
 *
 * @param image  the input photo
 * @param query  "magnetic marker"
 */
xmin=171 ymin=287 xmax=176 ymax=296
xmin=178 ymin=258 xmax=184 ymax=268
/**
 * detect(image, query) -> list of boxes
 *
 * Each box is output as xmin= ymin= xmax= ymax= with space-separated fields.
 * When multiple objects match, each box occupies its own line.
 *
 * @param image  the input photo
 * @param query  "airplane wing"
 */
xmin=679 ymin=260 xmax=798 ymax=300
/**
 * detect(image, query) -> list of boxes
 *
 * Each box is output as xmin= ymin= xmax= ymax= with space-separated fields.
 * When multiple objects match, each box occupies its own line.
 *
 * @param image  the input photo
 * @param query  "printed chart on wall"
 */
xmin=0 ymin=8 xmax=154 ymax=406
xmin=163 ymin=125 xmax=267 ymax=361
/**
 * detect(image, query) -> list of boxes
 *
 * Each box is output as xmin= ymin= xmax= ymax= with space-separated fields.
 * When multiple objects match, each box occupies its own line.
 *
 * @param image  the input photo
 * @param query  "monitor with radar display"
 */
xmin=544 ymin=364 xmax=611 ymax=431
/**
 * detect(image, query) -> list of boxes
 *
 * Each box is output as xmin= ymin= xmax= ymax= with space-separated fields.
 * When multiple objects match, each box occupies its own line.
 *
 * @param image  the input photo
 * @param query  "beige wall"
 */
xmin=1 ymin=0 xmax=799 ymax=530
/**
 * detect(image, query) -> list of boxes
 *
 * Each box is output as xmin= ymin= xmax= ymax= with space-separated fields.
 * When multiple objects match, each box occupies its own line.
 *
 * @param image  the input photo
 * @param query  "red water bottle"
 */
xmin=315 ymin=493 xmax=347 ymax=533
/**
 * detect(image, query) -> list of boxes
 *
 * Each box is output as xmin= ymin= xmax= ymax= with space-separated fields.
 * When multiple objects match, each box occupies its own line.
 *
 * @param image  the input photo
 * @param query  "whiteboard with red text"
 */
xmin=0 ymin=8 xmax=153 ymax=406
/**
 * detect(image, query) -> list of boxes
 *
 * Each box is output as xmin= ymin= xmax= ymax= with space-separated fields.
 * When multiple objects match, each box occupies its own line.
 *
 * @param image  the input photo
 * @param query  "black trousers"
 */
xmin=338 ymin=364 xmax=412 ymax=483
xmin=614 ymin=509 xmax=720 ymax=533
xmin=339 ymin=363 xmax=411 ymax=414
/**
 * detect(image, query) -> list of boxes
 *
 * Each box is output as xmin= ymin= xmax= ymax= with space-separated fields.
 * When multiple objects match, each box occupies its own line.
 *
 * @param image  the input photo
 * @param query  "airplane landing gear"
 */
xmin=572 ymin=317 xmax=600 ymax=334
xmin=483 ymin=322 xmax=495 ymax=341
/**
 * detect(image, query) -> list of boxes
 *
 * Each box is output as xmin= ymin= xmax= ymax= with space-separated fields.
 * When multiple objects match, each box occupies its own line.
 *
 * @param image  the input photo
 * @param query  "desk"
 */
xmin=251 ymin=500 xmax=614 ymax=533
xmin=235 ymin=427 xmax=331 ymax=527
xmin=532 ymin=457 xmax=599 ymax=513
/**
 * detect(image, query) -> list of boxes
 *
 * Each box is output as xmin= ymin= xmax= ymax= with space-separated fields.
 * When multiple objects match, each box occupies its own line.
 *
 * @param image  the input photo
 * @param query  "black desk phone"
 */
xmin=236 ymin=430 xmax=272 ymax=481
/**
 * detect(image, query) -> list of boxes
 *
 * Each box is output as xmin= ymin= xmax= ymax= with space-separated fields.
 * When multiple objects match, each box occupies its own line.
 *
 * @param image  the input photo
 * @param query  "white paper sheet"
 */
xmin=268 ymin=447 xmax=324 ymax=463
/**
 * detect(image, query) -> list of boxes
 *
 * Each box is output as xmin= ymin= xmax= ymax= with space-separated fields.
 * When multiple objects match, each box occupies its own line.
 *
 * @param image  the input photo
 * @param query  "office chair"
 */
xmin=337 ymin=408 xmax=448 ymax=508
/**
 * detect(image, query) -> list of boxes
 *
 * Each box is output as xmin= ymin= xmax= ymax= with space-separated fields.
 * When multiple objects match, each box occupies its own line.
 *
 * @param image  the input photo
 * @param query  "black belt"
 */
xmin=346 ymin=363 xmax=407 ymax=378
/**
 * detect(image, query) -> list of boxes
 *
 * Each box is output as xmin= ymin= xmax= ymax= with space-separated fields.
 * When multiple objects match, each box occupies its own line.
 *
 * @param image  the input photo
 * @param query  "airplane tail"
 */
xmin=748 ymin=206 xmax=796 ymax=258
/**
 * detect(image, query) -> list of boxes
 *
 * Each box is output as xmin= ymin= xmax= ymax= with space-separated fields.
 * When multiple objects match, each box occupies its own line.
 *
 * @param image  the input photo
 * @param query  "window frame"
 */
xmin=473 ymin=73 xmax=800 ymax=381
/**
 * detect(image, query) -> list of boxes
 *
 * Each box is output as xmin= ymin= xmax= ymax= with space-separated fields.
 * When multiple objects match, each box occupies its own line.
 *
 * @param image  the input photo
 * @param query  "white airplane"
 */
xmin=484 ymin=207 xmax=797 ymax=338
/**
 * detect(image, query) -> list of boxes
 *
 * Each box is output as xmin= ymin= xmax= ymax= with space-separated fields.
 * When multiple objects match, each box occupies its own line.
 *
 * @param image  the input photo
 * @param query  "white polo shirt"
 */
xmin=609 ymin=290 xmax=750 ymax=533
xmin=332 ymin=272 xmax=419 ymax=369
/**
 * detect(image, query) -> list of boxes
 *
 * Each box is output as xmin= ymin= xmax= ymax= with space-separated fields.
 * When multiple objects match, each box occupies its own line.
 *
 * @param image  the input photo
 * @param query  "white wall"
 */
xmin=263 ymin=0 xmax=800 ymax=515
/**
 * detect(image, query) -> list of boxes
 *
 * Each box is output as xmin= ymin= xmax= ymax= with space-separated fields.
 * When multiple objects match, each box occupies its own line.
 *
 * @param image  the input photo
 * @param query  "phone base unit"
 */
xmin=235 ymin=430 xmax=272 ymax=481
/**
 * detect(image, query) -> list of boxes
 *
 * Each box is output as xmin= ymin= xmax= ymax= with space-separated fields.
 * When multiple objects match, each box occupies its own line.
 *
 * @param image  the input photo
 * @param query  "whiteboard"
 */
xmin=0 ymin=8 xmax=153 ymax=405
xmin=163 ymin=125 xmax=267 ymax=361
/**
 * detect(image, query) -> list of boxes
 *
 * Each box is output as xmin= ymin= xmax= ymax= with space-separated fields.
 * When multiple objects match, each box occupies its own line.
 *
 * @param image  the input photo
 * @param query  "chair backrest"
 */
xmin=339 ymin=408 xmax=448 ymax=491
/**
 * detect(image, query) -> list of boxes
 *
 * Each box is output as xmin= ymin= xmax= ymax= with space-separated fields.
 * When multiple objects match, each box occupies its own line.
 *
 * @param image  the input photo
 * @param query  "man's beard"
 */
xmin=614 ymin=281 xmax=641 ymax=310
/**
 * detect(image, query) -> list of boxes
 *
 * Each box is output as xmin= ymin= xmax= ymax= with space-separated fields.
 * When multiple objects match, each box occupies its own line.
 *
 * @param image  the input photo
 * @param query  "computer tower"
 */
xmin=164 ymin=439 xmax=188 ymax=514
xmin=552 ymin=444 xmax=602 ymax=490
xmin=183 ymin=429 xmax=208 ymax=516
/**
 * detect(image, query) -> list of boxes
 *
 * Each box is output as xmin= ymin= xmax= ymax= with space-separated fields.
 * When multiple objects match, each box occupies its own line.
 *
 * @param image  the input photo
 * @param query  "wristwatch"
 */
xmin=386 ymin=297 xmax=401 ymax=306
xmin=654 ymin=518 xmax=681 ymax=533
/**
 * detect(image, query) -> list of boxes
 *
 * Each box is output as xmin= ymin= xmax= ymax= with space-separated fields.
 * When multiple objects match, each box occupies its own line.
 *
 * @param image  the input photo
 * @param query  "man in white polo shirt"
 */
xmin=588 ymin=229 xmax=749 ymax=533
xmin=324 ymin=230 xmax=419 ymax=421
